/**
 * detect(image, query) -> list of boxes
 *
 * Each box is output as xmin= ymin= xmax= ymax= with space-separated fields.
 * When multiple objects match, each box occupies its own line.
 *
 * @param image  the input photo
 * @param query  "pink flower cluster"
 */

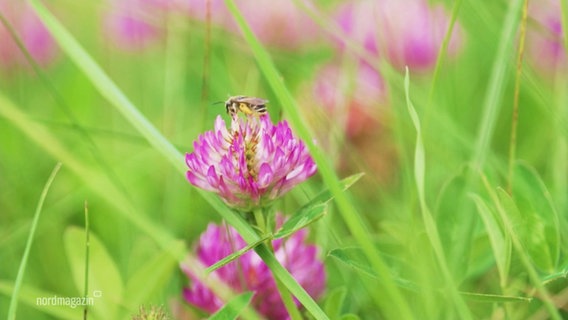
xmin=185 ymin=115 xmax=316 ymax=211
xmin=181 ymin=221 xmax=325 ymax=319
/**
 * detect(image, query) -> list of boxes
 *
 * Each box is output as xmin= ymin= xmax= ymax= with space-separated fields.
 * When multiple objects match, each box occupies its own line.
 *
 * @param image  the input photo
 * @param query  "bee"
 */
xmin=224 ymin=96 xmax=268 ymax=118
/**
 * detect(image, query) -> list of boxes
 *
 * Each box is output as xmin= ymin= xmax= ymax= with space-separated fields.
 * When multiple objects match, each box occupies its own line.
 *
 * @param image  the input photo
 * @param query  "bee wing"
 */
xmin=237 ymin=97 xmax=269 ymax=105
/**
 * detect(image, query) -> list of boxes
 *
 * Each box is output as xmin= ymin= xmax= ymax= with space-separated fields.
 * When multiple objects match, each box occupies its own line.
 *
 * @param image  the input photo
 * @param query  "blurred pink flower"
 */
xmin=102 ymin=0 xmax=180 ymax=50
xmin=235 ymin=0 xmax=319 ymax=49
xmin=185 ymin=115 xmax=316 ymax=211
xmin=185 ymin=0 xmax=320 ymax=49
xmin=527 ymin=0 xmax=566 ymax=73
xmin=312 ymin=62 xmax=385 ymax=138
xmin=181 ymin=220 xmax=326 ymax=319
xmin=333 ymin=0 xmax=463 ymax=71
xmin=0 ymin=1 xmax=56 ymax=70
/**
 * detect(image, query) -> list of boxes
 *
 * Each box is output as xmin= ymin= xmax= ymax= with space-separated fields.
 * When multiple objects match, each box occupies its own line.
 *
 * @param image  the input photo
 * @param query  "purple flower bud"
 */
xmin=185 ymin=115 xmax=317 ymax=211
xmin=181 ymin=219 xmax=326 ymax=319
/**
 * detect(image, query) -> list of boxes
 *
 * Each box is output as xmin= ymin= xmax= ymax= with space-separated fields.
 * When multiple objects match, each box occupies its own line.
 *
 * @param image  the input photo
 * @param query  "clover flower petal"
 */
xmin=185 ymin=115 xmax=316 ymax=211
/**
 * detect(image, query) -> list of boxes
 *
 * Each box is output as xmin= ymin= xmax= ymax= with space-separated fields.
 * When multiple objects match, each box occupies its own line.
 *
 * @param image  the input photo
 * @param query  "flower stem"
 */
xmin=268 ymin=241 xmax=304 ymax=320
xmin=253 ymin=208 xmax=266 ymax=234
xmin=252 ymin=208 xmax=303 ymax=320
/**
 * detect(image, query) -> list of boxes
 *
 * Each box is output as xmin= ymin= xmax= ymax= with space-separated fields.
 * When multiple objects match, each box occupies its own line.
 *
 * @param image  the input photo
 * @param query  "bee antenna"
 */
xmin=211 ymin=100 xmax=224 ymax=106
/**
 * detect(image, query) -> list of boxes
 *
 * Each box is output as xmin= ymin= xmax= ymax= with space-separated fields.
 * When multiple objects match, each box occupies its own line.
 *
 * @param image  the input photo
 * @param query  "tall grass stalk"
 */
xmin=473 ymin=0 xmax=524 ymax=169
xmin=7 ymin=162 xmax=62 ymax=320
xmin=507 ymin=0 xmax=529 ymax=194
xmin=82 ymin=201 xmax=90 ymax=320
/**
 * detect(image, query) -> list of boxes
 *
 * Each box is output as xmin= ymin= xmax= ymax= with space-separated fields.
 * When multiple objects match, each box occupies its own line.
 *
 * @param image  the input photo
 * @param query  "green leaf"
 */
xmin=274 ymin=204 xmax=327 ymax=239
xmin=323 ymin=287 xmax=347 ymax=320
xmin=512 ymin=162 xmax=560 ymax=272
xmin=209 ymin=292 xmax=254 ymax=320
xmin=480 ymin=173 xmax=562 ymax=319
xmin=206 ymin=233 xmax=273 ymax=274
xmin=64 ymin=227 xmax=123 ymax=320
xmin=122 ymin=242 xmax=181 ymax=312
xmin=328 ymin=247 xmax=377 ymax=279
xmin=276 ymin=173 xmax=363 ymax=240
xmin=328 ymin=247 xmax=419 ymax=292
xmin=340 ymin=314 xmax=361 ymax=320
xmin=471 ymin=194 xmax=510 ymax=287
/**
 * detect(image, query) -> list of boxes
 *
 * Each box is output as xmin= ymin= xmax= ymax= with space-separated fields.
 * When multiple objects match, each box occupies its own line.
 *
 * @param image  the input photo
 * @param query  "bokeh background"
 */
xmin=1 ymin=0 xmax=567 ymax=319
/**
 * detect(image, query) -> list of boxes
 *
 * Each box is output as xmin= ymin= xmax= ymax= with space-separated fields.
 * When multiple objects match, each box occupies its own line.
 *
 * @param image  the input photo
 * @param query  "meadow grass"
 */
xmin=1 ymin=0 xmax=567 ymax=319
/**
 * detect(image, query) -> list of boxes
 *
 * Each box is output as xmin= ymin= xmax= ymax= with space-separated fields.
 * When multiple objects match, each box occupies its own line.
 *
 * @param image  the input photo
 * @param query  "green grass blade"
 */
xmin=206 ymin=233 xmax=273 ymax=273
xmin=473 ymin=0 xmax=524 ymax=169
xmin=404 ymin=69 xmax=472 ymax=319
xmin=8 ymin=162 xmax=62 ymax=320
xmin=223 ymin=1 xmax=412 ymax=318
xmin=83 ymin=201 xmax=90 ymax=320
xmin=458 ymin=292 xmax=531 ymax=303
